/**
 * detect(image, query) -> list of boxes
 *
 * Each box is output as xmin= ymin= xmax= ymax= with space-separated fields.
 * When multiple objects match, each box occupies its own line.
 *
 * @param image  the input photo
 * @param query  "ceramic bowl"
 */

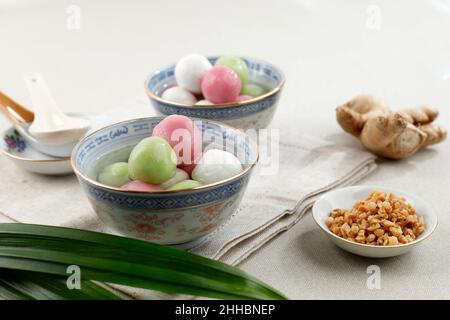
xmin=71 ymin=116 xmax=258 ymax=244
xmin=1 ymin=126 xmax=72 ymax=175
xmin=312 ymin=185 xmax=438 ymax=258
xmin=145 ymin=56 xmax=285 ymax=130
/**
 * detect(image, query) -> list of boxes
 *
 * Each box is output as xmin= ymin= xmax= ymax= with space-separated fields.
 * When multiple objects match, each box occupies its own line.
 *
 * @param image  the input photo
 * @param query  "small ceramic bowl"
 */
xmin=1 ymin=126 xmax=72 ymax=175
xmin=312 ymin=185 xmax=438 ymax=258
xmin=71 ymin=116 xmax=258 ymax=244
xmin=145 ymin=56 xmax=285 ymax=130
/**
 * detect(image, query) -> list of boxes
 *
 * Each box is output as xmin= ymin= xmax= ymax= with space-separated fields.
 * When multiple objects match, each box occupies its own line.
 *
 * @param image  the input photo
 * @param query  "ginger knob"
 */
xmin=336 ymin=95 xmax=447 ymax=159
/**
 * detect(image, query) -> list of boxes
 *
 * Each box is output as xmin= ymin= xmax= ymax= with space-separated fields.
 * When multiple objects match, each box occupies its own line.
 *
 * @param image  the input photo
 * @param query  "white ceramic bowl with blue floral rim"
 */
xmin=71 ymin=116 xmax=258 ymax=244
xmin=145 ymin=56 xmax=285 ymax=130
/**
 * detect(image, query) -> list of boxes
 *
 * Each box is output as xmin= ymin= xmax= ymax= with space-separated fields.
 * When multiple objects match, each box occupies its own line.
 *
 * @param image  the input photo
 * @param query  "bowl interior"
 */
xmin=146 ymin=56 xmax=284 ymax=101
xmin=73 ymin=117 xmax=258 ymax=186
xmin=312 ymin=185 xmax=438 ymax=246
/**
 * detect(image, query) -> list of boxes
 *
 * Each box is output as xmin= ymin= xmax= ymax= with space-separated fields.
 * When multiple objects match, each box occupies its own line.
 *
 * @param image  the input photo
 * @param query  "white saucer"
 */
xmin=0 ymin=113 xmax=138 ymax=175
xmin=1 ymin=126 xmax=72 ymax=175
xmin=312 ymin=185 xmax=438 ymax=258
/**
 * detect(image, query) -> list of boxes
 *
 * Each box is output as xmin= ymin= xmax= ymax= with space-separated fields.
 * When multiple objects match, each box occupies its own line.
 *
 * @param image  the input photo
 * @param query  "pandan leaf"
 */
xmin=0 ymin=268 xmax=121 ymax=300
xmin=0 ymin=223 xmax=287 ymax=300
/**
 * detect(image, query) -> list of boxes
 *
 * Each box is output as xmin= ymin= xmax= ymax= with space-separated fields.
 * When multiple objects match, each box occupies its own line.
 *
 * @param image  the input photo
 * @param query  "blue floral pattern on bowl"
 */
xmin=71 ymin=117 xmax=258 ymax=244
xmin=145 ymin=56 xmax=285 ymax=130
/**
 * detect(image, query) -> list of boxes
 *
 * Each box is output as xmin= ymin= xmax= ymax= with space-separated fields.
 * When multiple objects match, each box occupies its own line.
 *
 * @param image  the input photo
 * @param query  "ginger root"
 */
xmin=336 ymin=95 xmax=447 ymax=159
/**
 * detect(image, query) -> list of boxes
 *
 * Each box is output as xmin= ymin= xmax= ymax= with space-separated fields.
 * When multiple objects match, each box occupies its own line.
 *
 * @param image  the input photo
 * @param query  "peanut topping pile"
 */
xmin=326 ymin=191 xmax=425 ymax=246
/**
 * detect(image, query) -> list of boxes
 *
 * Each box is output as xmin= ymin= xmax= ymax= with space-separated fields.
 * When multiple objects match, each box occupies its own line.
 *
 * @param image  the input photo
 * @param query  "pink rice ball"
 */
xmin=122 ymin=181 xmax=161 ymax=192
xmin=236 ymin=95 xmax=253 ymax=102
xmin=178 ymin=146 xmax=204 ymax=176
xmin=201 ymin=66 xmax=241 ymax=104
xmin=177 ymin=148 xmax=204 ymax=176
xmin=152 ymin=115 xmax=202 ymax=166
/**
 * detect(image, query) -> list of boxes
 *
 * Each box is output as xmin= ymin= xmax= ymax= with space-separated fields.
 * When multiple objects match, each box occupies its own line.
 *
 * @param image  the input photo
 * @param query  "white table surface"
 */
xmin=1 ymin=0 xmax=449 ymax=299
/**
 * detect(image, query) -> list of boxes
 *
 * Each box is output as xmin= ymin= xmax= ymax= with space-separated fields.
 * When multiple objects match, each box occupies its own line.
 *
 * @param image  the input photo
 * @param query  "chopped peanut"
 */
xmin=374 ymin=228 xmax=385 ymax=237
xmin=326 ymin=191 xmax=425 ymax=246
xmin=388 ymin=236 xmax=399 ymax=245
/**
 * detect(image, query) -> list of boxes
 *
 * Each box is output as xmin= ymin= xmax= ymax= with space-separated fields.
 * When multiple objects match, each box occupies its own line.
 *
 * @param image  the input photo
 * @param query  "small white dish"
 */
xmin=312 ymin=185 xmax=438 ymax=258
xmin=1 ymin=126 xmax=72 ymax=175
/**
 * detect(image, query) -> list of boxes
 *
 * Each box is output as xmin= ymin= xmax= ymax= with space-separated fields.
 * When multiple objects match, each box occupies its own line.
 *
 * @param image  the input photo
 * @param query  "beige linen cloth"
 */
xmin=0 ymin=101 xmax=376 ymax=298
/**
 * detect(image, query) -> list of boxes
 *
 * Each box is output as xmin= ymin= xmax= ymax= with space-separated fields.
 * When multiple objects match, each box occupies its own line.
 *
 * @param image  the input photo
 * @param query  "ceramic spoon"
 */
xmin=24 ymin=72 xmax=90 ymax=144
xmin=0 ymin=91 xmax=83 ymax=158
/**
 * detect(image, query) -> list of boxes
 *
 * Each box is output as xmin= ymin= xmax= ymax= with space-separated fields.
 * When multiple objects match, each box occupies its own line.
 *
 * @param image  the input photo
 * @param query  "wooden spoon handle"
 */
xmin=0 ymin=91 xmax=35 ymax=125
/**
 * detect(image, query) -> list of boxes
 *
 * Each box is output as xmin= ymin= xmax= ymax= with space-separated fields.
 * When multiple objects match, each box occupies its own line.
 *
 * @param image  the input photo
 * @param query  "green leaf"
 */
xmin=0 ymin=223 xmax=287 ymax=300
xmin=0 ymin=268 xmax=122 ymax=300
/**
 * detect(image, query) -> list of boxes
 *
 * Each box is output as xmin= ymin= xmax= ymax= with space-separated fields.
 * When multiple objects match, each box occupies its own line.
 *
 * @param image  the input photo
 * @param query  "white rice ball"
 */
xmin=195 ymin=99 xmax=213 ymax=105
xmin=161 ymin=86 xmax=197 ymax=104
xmin=192 ymin=149 xmax=242 ymax=184
xmin=160 ymin=168 xmax=189 ymax=190
xmin=175 ymin=54 xmax=212 ymax=94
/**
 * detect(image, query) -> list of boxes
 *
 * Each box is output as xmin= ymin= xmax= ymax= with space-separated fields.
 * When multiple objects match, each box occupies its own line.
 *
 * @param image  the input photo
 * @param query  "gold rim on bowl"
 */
xmin=144 ymin=56 xmax=286 ymax=108
xmin=70 ymin=116 xmax=259 ymax=194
